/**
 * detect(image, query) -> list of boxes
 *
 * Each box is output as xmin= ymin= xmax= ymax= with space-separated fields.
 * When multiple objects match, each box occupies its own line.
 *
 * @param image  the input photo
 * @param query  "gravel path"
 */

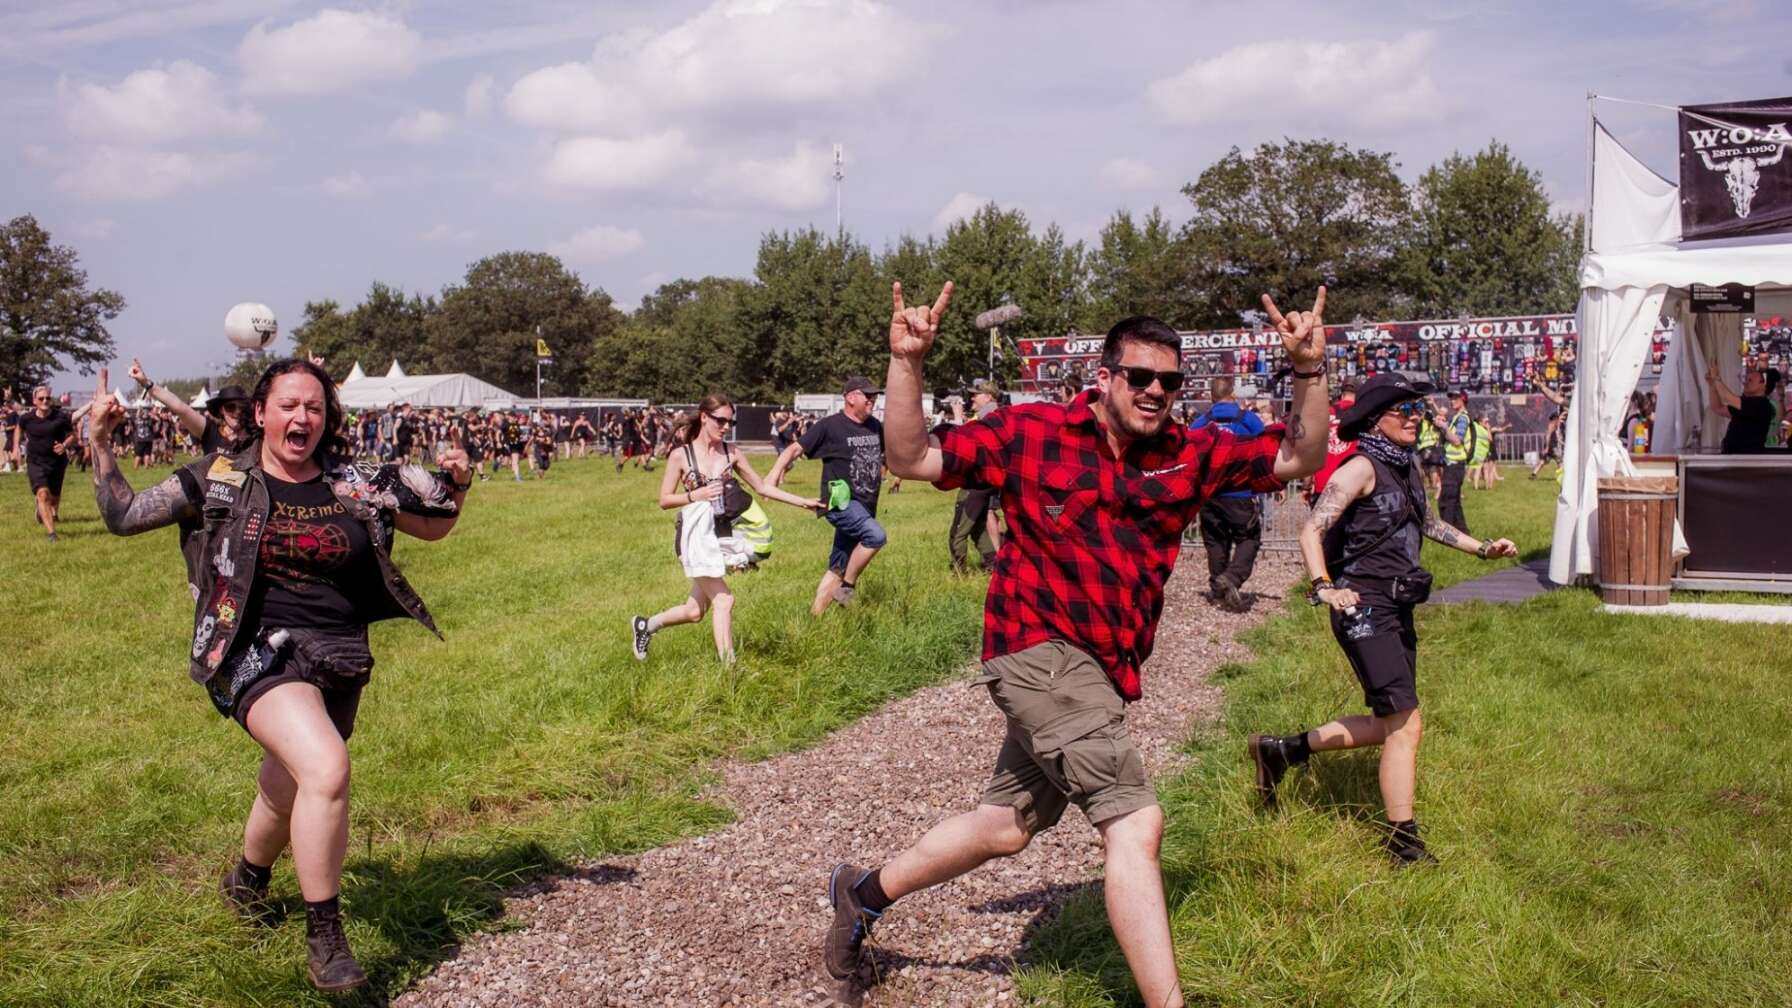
xmin=397 ymin=557 xmax=1301 ymax=1007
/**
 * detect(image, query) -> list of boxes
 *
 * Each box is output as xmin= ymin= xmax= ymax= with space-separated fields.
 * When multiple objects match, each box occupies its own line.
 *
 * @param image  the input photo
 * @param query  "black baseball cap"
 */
xmin=842 ymin=376 xmax=881 ymax=397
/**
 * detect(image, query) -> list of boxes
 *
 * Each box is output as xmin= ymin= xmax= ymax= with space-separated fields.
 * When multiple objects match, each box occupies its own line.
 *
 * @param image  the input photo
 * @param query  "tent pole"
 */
xmin=1584 ymin=92 xmax=1597 ymax=252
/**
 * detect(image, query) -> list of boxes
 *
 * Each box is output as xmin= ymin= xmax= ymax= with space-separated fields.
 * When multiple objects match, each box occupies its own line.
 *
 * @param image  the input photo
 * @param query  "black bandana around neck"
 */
xmin=1356 ymin=431 xmax=1414 ymax=468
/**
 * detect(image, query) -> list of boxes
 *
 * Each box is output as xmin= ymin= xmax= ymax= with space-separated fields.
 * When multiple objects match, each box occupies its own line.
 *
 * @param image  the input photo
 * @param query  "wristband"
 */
xmin=1291 ymin=367 xmax=1325 ymax=380
xmin=1305 ymin=577 xmax=1334 ymax=605
xmin=1476 ymin=542 xmax=1492 ymax=559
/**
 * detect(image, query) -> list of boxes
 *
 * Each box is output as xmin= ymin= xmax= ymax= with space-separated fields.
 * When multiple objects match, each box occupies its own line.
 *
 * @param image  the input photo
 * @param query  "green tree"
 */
xmin=932 ymin=203 xmax=1043 ymax=387
xmin=1397 ymin=141 xmax=1584 ymax=317
xmin=1179 ymin=139 xmax=1411 ymax=327
xmin=424 ymin=252 xmax=622 ymax=397
xmin=1088 ymin=207 xmax=1188 ymax=328
xmin=0 ymin=214 xmax=125 ymax=392
xmin=736 ymin=229 xmax=883 ymax=398
xmin=592 ymin=277 xmax=754 ymax=401
xmin=292 ymin=283 xmax=437 ymax=381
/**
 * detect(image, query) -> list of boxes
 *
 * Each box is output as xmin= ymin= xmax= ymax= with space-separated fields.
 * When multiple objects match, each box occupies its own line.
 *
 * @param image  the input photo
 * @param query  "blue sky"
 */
xmin=4 ymin=0 xmax=1788 ymax=385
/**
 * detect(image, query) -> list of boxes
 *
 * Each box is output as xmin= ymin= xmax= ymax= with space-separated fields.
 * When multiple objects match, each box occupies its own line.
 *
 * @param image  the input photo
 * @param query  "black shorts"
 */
xmin=207 ymin=634 xmax=366 ymax=741
xmin=26 ymin=459 xmax=67 ymax=496
xmin=1329 ymin=592 xmax=1419 ymax=716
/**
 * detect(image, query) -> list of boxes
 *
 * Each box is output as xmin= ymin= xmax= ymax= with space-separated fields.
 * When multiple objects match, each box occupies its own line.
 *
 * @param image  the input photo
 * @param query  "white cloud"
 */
xmin=549 ymin=224 xmax=645 ymax=262
xmin=1097 ymin=157 xmax=1167 ymax=191
xmin=55 ymin=146 xmax=256 ymax=201
xmin=505 ymin=62 xmax=643 ymax=134
xmin=702 ymin=141 xmax=834 ymax=211
xmin=1147 ymin=32 xmax=1446 ymax=129
xmin=464 ymin=73 xmax=495 ymax=117
xmin=420 ymin=223 xmax=477 ymax=243
xmin=60 ymin=61 xmax=259 ymax=144
xmin=931 ymin=192 xmax=987 ymax=233
xmin=319 ymin=171 xmax=371 ymax=197
xmin=541 ymin=131 xmax=696 ymax=192
xmin=507 ymin=0 xmax=927 ymax=134
xmin=391 ymin=108 xmax=451 ymax=143
xmin=238 ymin=9 xmax=421 ymax=96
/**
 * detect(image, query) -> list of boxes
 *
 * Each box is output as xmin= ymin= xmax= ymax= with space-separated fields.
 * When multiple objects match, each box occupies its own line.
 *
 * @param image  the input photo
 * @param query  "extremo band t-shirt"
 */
xmin=252 ymin=473 xmax=379 ymax=633
xmin=798 ymin=412 xmax=885 ymax=513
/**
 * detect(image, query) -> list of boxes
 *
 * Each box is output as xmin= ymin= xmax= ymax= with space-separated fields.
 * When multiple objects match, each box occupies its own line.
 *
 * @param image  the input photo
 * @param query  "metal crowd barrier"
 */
xmin=1183 ymin=490 xmax=1312 ymax=556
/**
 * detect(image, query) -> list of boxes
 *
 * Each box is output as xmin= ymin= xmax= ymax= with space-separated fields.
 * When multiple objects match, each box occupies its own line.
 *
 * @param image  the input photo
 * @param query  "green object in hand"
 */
xmin=827 ymin=479 xmax=851 ymax=511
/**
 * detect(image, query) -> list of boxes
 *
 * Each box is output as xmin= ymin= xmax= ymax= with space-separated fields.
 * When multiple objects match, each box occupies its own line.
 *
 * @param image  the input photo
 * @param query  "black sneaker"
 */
xmin=1247 ymin=734 xmax=1301 ymax=804
xmin=305 ymin=916 xmax=368 ymax=992
xmin=218 ymin=864 xmax=274 ymax=925
xmin=631 ymin=616 xmax=652 ymax=660
xmin=823 ymin=863 xmax=881 ymax=981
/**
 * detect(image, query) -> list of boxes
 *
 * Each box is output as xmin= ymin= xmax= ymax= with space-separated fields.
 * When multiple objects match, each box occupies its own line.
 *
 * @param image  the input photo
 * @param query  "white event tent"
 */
xmin=336 ymin=369 xmax=521 ymax=409
xmin=1547 ymin=122 xmax=1792 ymax=585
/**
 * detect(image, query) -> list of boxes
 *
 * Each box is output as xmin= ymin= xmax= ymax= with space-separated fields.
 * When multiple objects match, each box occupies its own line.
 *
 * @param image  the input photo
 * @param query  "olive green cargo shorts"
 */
xmin=974 ymin=639 xmax=1155 ymax=832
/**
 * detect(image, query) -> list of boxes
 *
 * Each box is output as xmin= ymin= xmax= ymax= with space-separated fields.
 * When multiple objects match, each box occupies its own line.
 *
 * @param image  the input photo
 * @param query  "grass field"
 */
xmin=1017 ymin=470 xmax=1792 ymax=1007
xmin=0 ymin=456 xmax=984 ymax=1006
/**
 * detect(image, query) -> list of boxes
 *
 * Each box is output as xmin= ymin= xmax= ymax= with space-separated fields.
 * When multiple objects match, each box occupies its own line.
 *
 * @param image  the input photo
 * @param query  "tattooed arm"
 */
xmin=1423 ymin=515 xmax=1518 ymax=558
xmin=1297 ymin=456 xmax=1372 ymax=610
xmin=93 ymin=440 xmax=196 ymax=535
xmin=89 ymin=388 xmax=196 ymax=535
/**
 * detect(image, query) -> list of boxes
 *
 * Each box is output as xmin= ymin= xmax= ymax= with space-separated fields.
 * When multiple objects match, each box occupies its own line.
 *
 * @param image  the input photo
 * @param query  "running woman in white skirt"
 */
xmin=632 ymin=394 xmax=823 ymax=664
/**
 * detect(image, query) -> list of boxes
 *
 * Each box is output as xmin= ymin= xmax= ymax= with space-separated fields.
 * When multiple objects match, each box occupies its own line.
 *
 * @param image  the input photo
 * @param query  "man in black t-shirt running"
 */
xmin=769 ymin=376 xmax=890 ymax=614
xmin=14 ymin=385 xmax=78 ymax=541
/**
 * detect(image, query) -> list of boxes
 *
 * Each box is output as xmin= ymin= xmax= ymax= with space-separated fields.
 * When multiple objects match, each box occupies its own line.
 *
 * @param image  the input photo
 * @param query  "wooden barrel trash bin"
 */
xmin=1596 ymin=476 xmax=1678 ymax=606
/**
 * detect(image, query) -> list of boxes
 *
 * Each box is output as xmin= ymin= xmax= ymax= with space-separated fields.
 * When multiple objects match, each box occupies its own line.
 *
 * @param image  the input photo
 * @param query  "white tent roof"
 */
xmin=1549 ymin=122 xmax=1792 ymax=585
xmin=338 ymin=372 xmax=520 ymax=409
xmin=190 ymin=386 xmax=211 ymax=408
xmin=385 ymin=359 xmax=406 ymax=379
xmin=344 ymin=361 xmax=366 ymax=382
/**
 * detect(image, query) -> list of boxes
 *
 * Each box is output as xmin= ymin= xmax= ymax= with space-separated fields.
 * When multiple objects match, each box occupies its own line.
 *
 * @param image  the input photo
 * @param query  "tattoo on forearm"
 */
xmin=96 ymin=466 xmax=192 ymax=535
xmin=1424 ymin=516 xmax=1464 ymax=547
xmin=1287 ymin=414 xmax=1306 ymax=443
xmin=1305 ymin=482 xmax=1353 ymax=536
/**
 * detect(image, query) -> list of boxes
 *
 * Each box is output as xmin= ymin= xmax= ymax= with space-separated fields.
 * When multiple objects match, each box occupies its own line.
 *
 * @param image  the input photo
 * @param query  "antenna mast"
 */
xmin=833 ymin=143 xmax=845 ymax=235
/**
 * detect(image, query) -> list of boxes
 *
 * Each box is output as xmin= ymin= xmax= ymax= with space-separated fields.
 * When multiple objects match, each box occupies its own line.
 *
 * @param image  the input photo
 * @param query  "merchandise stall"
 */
xmin=1549 ymin=117 xmax=1792 ymax=595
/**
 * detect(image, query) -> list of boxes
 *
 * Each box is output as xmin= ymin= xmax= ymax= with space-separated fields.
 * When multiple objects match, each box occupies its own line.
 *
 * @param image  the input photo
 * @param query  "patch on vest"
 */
xmin=206 ymin=455 xmax=246 ymax=487
xmin=1044 ymin=504 xmax=1065 ymax=519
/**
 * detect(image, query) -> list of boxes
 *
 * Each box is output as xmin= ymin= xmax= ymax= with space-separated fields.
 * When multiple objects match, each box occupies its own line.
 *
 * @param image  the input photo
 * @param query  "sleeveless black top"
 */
xmin=1322 ymin=453 xmax=1426 ymax=582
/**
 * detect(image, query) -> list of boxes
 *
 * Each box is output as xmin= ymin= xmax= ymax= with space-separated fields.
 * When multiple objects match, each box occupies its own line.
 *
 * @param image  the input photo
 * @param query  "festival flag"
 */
xmin=1679 ymin=96 xmax=1792 ymax=241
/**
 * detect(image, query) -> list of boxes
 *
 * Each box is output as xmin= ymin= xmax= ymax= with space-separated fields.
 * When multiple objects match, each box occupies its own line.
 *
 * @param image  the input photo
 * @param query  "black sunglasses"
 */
xmin=1390 ymin=401 xmax=1426 ymax=418
xmin=1113 ymin=366 xmax=1184 ymax=393
xmin=707 ymin=413 xmax=736 ymax=427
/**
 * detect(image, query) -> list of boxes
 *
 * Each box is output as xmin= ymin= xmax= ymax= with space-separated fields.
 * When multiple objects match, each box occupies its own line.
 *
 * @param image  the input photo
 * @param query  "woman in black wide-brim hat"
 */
xmin=88 ymin=358 xmax=470 ymax=992
xmin=1246 ymin=371 xmax=1517 ymax=865
xmin=128 ymin=356 xmax=255 ymax=455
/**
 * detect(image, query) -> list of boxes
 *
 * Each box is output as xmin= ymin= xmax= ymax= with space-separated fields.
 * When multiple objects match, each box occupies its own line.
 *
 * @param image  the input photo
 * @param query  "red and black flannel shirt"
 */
xmin=935 ymin=389 xmax=1285 ymax=701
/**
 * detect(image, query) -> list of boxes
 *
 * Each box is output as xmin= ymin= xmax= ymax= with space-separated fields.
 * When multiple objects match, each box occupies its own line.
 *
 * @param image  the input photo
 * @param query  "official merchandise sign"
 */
xmin=1018 ymin=313 xmax=1594 ymax=398
xmin=1679 ymin=96 xmax=1792 ymax=241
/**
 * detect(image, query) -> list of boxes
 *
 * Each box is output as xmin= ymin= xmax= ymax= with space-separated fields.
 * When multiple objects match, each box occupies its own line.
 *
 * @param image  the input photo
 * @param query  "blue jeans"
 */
xmin=825 ymin=499 xmax=887 ymax=574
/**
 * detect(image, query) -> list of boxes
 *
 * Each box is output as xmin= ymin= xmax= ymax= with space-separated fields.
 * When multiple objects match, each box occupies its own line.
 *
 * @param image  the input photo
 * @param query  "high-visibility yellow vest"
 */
xmin=1417 ymin=422 xmax=1439 ymax=451
xmin=1444 ymin=410 xmax=1472 ymax=463
xmin=1470 ymin=421 xmax=1492 ymax=464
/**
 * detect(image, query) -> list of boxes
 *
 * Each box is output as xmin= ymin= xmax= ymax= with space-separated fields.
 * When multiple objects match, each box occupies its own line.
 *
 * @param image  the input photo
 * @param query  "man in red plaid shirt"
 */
xmin=821 ymin=281 xmax=1333 ymax=1004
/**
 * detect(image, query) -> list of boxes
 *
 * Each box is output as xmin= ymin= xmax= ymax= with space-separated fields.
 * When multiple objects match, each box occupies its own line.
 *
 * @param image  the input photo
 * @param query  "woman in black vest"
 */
xmin=1245 ymin=372 xmax=1515 ymax=864
xmin=87 ymin=360 xmax=469 ymax=992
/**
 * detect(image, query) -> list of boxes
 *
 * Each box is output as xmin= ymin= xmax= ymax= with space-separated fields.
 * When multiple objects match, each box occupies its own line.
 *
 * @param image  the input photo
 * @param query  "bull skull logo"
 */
xmin=1700 ymin=144 xmax=1787 ymax=219
xmin=1689 ymin=120 xmax=1792 ymax=219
